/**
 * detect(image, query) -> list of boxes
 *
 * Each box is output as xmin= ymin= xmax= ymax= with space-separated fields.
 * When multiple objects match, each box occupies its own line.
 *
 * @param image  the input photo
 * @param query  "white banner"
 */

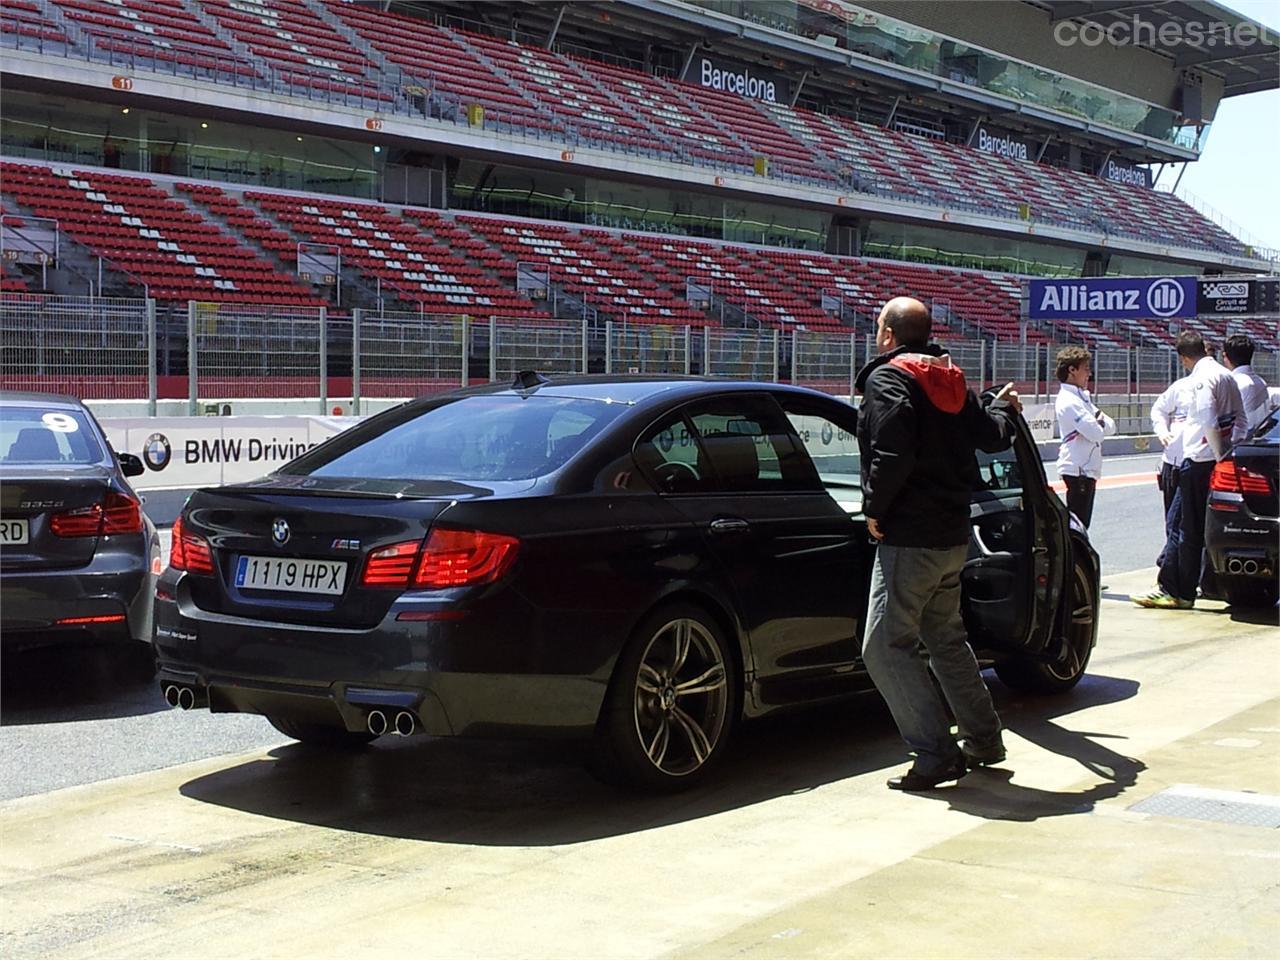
xmin=102 ymin=416 xmax=359 ymax=490
xmin=1021 ymin=403 xmax=1056 ymax=443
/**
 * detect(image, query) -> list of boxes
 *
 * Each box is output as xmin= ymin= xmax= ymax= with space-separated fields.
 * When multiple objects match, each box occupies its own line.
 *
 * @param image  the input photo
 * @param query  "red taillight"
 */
xmin=51 ymin=491 xmax=143 ymax=537
xmin=360 ymin=529 xmax=520 ymax=589
xmin=414 ymin=528 xmax=520 ymax=588
xmin=169 ymin=516 xmax=214 ymax=575
xmin=55 ymin=614 xmax=126 ymax=626
xmin=1210 ymin=461 xmax=1272 ymax=496
xmin=362 ymin=540 xmax=420 ymax=587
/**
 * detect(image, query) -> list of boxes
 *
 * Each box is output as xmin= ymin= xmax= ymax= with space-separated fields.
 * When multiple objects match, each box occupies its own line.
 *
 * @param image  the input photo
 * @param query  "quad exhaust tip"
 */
xmin=393 ymin=711 xmax=417 ymax=737
xmin=164 ymin=684 xmax=180 ymax=708
xmin=366 ymin=710 xmax=388 ymax=736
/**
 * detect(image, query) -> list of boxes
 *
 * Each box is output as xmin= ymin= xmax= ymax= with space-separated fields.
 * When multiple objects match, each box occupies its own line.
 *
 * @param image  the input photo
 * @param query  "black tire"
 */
xmin=995 ymin=558 xmax=1096 ymax=695
xmin=267 ymin=715 xmax=377 ymax=750
xmin=590 ymin=602 xmax=738 ymax=792
xmin=1221 ymin=576 xmax=1279 ymax=610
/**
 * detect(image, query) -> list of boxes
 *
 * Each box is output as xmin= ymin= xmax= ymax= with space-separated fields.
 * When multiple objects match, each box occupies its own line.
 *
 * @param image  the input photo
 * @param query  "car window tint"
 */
xmin=0 ymin=407 xmax=102 ymax=464
xmin=634 ymin=414 xmax=708 ymax=494
xmin=784 ymin=411 xmax=860 ymax=488
xmin=293 ymin=396 xmax=624 ymax=482
xmin=975 ymin=447 xmax=1024 ymax=493
xmin=689 ymin=401 xmax=814 ymax=493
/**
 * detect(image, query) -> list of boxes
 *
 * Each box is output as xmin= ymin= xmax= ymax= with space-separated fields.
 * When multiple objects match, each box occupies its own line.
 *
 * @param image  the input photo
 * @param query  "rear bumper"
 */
xmin=0 ymin=551 xmax=153 ymax=650
xmin=1205 ymin=509 xmax=1279 ymax=580
xmin=153 ymin=571 xmax=618 ymax=739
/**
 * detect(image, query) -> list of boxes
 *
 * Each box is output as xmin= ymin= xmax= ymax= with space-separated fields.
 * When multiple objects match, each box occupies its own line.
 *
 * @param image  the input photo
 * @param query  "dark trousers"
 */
xmin=1157 ymin=459 xmax=1214 ymax=602
xmin=1062 ymin=474 xmax=1097 ymax=529
xmin=1156 ymin=461 xmax=1178 ymax=567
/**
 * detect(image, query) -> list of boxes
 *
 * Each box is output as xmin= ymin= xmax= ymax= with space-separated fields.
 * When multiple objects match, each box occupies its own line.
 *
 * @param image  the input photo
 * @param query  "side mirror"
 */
xmin=118 ymin=452 xmax=145 ymax=477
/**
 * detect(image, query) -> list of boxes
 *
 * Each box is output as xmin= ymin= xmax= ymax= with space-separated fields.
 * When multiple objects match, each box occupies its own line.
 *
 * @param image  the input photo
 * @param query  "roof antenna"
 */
xmin=512 ymin=369 xmax=551 ymax=392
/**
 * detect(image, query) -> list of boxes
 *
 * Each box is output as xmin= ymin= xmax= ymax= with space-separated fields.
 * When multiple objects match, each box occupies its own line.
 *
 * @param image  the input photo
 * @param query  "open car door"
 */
xmin=962 ymin=403 xmax=1070 ymax=657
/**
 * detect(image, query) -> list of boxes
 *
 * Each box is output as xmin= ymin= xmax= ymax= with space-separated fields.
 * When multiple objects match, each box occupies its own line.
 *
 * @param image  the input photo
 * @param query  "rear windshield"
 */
xmin=0 ymin=406 xmax=103 ymax=465
xmin=284 ymin=395 xmax=625 ymax=482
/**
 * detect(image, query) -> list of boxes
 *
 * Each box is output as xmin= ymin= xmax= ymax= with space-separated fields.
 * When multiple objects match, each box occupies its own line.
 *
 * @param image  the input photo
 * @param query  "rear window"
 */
xmin=285 ymin=395 xmax=625 ymax=482
xmin=0 ymin=406 xmax=103 ymax=465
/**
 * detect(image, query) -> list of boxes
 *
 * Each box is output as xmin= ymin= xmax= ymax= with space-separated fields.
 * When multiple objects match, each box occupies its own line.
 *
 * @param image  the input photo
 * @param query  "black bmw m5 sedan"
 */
xmin=154 ymin=375 xmax=1099 ymax=790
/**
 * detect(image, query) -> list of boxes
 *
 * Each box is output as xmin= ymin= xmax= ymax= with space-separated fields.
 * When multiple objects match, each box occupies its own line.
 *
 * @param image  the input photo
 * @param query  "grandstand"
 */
xmin=2 ymin=0 xmax=1277 ymax=395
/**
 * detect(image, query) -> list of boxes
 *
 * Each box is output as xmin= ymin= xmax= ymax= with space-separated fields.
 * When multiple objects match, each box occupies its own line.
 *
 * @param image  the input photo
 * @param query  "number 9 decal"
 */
xmin=41 ymin=412 xmax=78 ymax=433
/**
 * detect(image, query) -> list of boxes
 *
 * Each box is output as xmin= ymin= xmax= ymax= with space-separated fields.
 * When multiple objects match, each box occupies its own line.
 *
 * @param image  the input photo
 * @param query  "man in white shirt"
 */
xmin=1135 ymin=332 xmax=1246 ymax=609
xmin=1150 ymin=374 xmax=1190 ymax=565
xmin=1221 ymin=335 xmax=1270 ymax=430
xmin=1054 ymin=346 xmax=1115 ymax=528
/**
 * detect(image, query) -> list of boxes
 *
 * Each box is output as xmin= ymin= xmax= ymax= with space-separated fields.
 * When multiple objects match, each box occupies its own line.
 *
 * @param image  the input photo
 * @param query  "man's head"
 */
xmin=1222 ymin=334 xmax=1255 ymax=370
xmin=876 ymin=297 xmax=931 ymax=353
xmin=1175 ymin=331 xmax=1207 ymax=371
xmin=1055 ymin=345 xmax=1091 ymax=388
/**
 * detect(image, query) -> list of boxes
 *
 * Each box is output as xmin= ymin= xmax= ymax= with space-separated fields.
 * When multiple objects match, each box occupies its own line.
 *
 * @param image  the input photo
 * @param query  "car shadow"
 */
xmin=178 ymin=673 xmax=1142 ymax=845
xmin=0 ymin=646 xmax=166 ymax=725
xmin=1226 ymin=602 xmax=1280 ymax=626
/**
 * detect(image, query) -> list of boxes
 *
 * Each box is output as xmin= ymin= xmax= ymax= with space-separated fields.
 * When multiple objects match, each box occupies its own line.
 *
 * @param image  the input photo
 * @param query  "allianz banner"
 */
xmin=1197 ymin=279 xmax=1256 ymax=315
xmin=683 ymin=54 xmax=791 ymax=104
xmin=1028 ymin=277 xmax=1196 ymax=321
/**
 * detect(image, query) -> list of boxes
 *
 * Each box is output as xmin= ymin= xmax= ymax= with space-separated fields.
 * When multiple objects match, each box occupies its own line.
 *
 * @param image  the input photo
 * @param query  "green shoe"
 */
xmin=1133 ymin=590 xmax=1193 ymax=610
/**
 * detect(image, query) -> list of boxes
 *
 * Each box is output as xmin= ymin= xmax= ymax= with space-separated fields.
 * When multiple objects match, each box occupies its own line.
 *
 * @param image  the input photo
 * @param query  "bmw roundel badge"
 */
xmin=271 ymin=517 xmax=290 ymax=546
xmin=143 ymin=432 xmax=171 ymax=471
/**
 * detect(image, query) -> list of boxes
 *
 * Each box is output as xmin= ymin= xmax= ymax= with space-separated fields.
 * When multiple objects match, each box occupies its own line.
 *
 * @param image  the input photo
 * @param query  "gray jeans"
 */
xmin=861 ymin=543 xmax=1002 ymax=776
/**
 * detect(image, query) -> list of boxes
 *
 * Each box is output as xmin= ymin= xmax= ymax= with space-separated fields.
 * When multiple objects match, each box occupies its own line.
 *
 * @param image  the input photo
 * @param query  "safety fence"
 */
xmin=2 ymin=295 xmax=1276 ymax=415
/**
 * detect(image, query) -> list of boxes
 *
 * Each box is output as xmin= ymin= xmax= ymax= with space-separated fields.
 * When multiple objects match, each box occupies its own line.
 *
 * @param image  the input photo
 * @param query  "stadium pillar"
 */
xmin=790 ymin=71 xmax=809 ymax=108
xmin=771 ymin=329 xmax=779 ymax=383
xmin=351 ymin=308 xmax=362 ymax=415
xmin=703 ymin=326 xmax=711 ymax=378
xmin=884 ymin=96 xmax=901 ymax=129
xmin=683 ymin=326 xmax=692 ymax=376
xmin=186 ymin=301 xmax=197 ymax=416
xmin=146 ymin=299 xmax=157 ymax=417
xmin=543 ymin=4 xmax=565 ymax=49
xmin=581 ymin=317 xmax=589 ymax=374
xmin=489 ymin=317 xmax=497 ymax=383
xmin=1036 ymin=136 xmax=1053 ymax=163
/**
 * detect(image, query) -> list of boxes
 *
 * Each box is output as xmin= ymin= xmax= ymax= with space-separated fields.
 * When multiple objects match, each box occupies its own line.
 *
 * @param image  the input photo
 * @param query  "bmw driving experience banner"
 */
xmin=1028 ymin=276 xmax=1197 ymax=321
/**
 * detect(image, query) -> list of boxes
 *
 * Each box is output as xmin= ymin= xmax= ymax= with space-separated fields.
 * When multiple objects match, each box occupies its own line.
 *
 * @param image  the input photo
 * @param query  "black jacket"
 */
xmin=855 ymin=343 xmax=1017 ymax=548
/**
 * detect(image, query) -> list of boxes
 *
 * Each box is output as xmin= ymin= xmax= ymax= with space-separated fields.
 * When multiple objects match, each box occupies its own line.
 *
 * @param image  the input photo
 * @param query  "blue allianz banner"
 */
xmin=1028 ymin=277 xmax=1197 ymax=321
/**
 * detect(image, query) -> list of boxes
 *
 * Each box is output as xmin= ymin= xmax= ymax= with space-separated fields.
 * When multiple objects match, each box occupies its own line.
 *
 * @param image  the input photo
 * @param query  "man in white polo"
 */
xmin=1135 ymin=332 xmax=1246 ymax=609
xmin=1221 ymin=334 xmax=1270 ymax=431
xmin=1054 ymin=346 xmax=1115 ymax=528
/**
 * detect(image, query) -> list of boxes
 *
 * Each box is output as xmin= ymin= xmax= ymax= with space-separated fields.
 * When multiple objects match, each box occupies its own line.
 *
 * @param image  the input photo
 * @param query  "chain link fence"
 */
xmin=0 ymin=295 xmax=154 ymax=402
xmin=489 ymin=317 xmax=586 ymax=382
xmin=791 ymin=330 xmax=856 ymax=395
xmin=704 ymin=329 xmax=778 ymax=380
xmin=605 ymin=322 xmax=690 ymax=374
xmin=3 ymin=295 xmax=1277 ymax=418
xmin=190 ymin=303 xmax=326 ymax=411
xmin=353 ymin=310 xmax=468 ymax=411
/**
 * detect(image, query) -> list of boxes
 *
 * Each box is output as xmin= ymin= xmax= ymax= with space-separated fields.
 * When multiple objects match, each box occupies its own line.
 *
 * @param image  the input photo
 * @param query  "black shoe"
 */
xmin=887 ymin=759 xmax=967 ymax=791
xmin=959 ymin=738 xmax=1007 ymax=769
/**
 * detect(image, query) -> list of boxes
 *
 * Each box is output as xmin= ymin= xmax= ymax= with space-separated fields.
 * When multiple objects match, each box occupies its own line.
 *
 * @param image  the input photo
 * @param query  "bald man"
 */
xmin=855 ymin=297 xmax=1022 ymax=792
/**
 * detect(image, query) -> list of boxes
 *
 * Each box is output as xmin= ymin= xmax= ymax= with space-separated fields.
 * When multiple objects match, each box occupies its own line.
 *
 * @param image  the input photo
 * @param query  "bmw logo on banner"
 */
xmin=1028 ymin=277 xmax=1197 ymax=321
xmin=142 ymin=432 xmax=171 ymax=471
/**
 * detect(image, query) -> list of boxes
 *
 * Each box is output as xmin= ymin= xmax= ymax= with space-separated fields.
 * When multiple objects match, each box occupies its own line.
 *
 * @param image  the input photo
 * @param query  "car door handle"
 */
xmin=709 ymin=517 xmax=750 ymax=535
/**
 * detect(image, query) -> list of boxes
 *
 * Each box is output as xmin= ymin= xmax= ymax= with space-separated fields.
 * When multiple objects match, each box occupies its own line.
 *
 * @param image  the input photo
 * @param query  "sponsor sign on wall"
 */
xmin=683 ymin=54 xmax=790 ymax=104
xmin=1020 ymin=403 xmax=1056 ymax=443
xmin=1101 ymin=158 xmax=1152 ymax=189
xmin=1197 ymin=279 xmax=1256 ymax=315
xmin=101 ymin=416 xmax=358 ymax=490
xmin=1028 ymin=277 xmax=1196 ymax=321
xmin=975 ymin=126 xmax=1032 ymax=162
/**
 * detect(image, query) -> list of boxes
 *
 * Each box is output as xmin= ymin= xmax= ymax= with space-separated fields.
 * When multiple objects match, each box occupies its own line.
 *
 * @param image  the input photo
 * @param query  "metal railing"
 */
xmin=2 ymin=295 xmax=1276 ymax=416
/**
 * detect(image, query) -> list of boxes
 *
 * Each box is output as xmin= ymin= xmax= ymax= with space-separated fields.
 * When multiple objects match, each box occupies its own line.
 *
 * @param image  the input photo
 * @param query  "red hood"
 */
xmin=888 ymin=353 xmax=967 ymax=414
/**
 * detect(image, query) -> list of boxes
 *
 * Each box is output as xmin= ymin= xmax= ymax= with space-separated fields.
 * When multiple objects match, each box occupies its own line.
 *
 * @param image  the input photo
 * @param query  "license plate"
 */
xmin=0 ymin=519 xmax=29 ymax=545
xmin=235 ymin=555 xmax=348 ymax=595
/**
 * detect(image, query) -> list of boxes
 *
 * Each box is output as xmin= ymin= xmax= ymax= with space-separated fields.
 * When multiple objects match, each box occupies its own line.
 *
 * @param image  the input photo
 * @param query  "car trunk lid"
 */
xmin=0 ymin=465 xmax=112 ymax=569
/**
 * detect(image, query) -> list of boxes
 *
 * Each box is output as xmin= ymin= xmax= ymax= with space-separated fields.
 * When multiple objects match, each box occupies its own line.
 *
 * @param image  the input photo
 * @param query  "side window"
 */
xmin=975 ymin=448 xmax=1024 ymax=493
xmin=782 ymin=408 xmax=860 ymax=488
xmin=634 ymin=413 xmax=708 ymax=494
xmin=633 ymin=397 xmax=816 ymax=494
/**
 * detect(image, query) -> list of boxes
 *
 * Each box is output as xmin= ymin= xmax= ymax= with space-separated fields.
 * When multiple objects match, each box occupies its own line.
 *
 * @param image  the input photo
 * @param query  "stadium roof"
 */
xmin=1036 ymin=1 xmax=1280 ymax=97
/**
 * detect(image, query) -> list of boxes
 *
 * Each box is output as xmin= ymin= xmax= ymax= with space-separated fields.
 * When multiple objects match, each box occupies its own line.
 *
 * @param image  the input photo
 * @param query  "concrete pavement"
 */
xmin=1 ymin=567 xmax=1277 ymax=960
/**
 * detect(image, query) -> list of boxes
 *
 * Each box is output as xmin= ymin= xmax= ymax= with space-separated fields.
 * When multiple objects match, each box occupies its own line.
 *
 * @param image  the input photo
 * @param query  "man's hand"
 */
xmin=867 ymin=517 xmax=884 ymax=541
xmin=994 ymin=382 xmax=1023 ymax=415
xmin=1158 ymin=431 xmax=1174 ymax=447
